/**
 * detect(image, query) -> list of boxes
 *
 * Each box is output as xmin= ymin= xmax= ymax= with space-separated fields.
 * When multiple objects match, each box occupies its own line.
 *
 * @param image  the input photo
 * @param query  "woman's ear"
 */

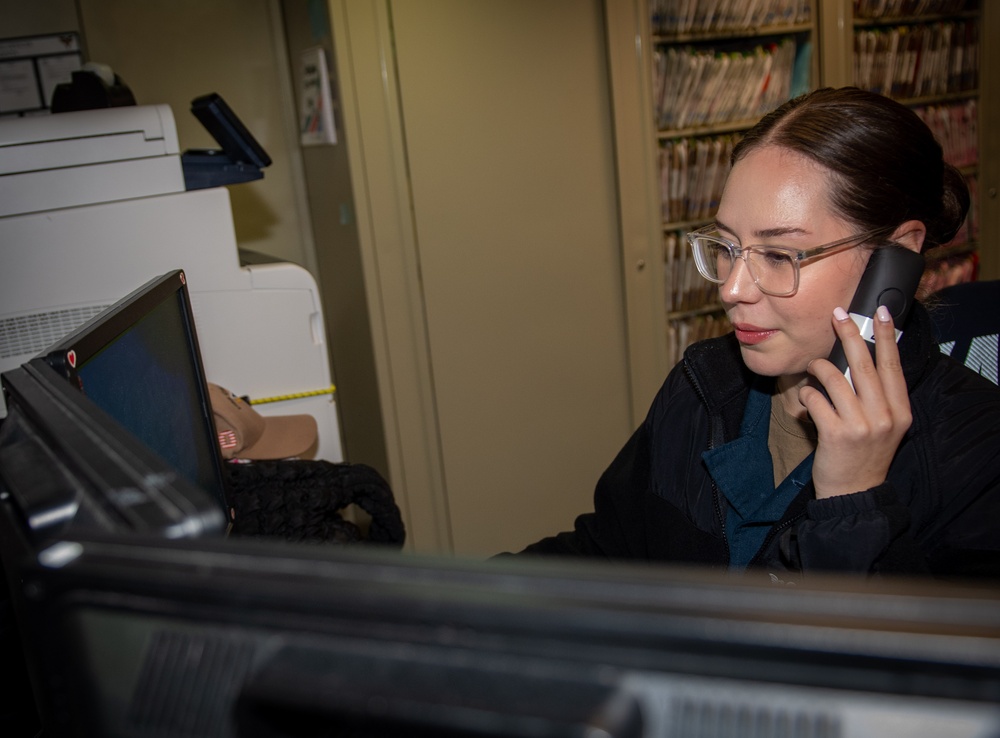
xmin=890 ymin=219 xmax=927 ymax=253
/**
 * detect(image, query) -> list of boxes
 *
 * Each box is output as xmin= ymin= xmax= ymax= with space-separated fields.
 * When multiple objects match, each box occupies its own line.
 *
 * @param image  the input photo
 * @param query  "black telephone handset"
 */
xmin=826 ymin=245 xmax=925 ymax=389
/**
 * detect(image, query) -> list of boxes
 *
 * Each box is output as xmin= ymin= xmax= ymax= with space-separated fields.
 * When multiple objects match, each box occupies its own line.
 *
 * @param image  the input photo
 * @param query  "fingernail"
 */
xmin=833 ymin=306 xmax=849 ymax=321
xmin=876 ymin=305 xmax=892 ymax=323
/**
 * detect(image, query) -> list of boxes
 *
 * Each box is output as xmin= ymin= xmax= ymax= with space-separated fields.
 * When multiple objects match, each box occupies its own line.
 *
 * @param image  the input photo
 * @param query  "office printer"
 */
xmin=0 ymin=103 xmax=343 ymax=464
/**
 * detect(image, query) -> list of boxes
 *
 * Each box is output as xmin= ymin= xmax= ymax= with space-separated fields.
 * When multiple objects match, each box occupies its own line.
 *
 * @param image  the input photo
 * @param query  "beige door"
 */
xmin=330 ymin=0 xmax=635 ymax=556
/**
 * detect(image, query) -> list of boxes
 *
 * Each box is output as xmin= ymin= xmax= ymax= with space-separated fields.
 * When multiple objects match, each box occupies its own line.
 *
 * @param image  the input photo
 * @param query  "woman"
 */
xmin=517 ymin=87 xmax=1000 ymax=579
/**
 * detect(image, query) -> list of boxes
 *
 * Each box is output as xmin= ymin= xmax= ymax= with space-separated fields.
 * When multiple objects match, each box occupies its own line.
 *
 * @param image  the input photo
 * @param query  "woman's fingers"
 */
xmin=871 ymin=305 xmax=912 ymax=412
xmin=801 ymin=306 xmax=872 ymax=416
xmin=801 ymin=306 xmax=914 ymax=499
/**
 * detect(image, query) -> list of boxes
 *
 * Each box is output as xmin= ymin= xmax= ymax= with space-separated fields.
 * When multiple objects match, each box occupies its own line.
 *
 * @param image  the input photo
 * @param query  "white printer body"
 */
xmin=0 ymin=105 xmax=344 ymax=464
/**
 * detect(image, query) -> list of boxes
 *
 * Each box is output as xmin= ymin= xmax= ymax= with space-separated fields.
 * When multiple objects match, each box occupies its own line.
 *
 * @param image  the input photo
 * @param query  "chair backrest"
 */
xmin=928 ymin=280 xmax=1000 ymax=385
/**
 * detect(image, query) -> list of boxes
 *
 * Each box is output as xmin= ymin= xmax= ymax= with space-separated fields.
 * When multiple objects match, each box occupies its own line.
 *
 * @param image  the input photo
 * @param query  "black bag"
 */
xmin=225 ymin=460 xmax=405 ymax=547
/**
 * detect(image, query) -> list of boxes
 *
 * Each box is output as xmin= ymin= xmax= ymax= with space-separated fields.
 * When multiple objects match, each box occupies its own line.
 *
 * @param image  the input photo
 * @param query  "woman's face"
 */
xmin=713 ymin=145 xmax=869 ymax=379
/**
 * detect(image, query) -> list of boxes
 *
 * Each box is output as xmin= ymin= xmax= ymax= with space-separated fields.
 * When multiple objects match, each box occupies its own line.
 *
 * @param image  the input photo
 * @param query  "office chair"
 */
xmin=928 ymin=280 xmax=999 ymax=385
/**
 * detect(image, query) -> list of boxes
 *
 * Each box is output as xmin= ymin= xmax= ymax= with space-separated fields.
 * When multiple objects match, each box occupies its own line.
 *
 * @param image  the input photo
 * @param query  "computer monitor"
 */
xmin=8 ymin=533 xmax=1000 ymax=738
xmin=36 ymin=269 xmax=231 ymax=520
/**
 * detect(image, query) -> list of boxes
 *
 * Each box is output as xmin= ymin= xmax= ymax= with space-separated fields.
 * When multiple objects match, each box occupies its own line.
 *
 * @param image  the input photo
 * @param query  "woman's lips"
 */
xmin=733 ymin=323 xmax=778 ymax=345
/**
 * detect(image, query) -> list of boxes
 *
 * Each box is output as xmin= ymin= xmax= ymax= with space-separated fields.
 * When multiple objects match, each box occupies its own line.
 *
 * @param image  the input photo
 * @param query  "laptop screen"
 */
xmin=41 ymin=270 xmax=230 ymax=516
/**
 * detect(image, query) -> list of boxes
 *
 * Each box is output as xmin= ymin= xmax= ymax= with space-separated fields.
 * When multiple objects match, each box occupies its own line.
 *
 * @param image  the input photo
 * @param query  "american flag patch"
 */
xmin=218 ymin=430 xmax=239 ymax=450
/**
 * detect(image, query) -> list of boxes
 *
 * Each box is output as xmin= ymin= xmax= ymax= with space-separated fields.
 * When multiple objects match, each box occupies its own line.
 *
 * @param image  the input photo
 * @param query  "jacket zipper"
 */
xmin=712 ymin=486 xmax=730 ymax=563
xmin=684 ymin=361 xmax=731 ymax=562
xmin=748 ymin=510 xmax=805 ymax=569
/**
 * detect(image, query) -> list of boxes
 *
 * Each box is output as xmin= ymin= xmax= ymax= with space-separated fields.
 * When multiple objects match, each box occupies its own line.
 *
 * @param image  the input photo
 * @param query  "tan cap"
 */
xmin=208 ymin=383 xmax=318 ymax=460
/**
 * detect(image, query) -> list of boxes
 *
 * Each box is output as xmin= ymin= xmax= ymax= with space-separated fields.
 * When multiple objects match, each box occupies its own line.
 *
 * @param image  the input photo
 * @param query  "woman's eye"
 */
xmin=757 ymin=250 xmax=791 ymax=268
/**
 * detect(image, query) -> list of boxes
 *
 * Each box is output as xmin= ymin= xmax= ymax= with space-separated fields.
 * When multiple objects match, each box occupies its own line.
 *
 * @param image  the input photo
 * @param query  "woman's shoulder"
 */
xmin=913 ymin=349 xmax=1000 ymax=433
xmin=926 ymin=352 xmax=1000 ymax=396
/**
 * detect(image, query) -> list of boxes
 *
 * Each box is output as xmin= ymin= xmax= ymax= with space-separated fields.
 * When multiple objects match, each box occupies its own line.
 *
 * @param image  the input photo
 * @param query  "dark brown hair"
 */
xmin=731 ymin=87 xmax=970 ymax=251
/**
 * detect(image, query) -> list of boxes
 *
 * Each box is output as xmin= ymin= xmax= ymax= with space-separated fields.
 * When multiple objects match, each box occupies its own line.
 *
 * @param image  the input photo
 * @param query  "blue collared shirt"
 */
xmin=702 ymin=382 xmax=814 ymax=570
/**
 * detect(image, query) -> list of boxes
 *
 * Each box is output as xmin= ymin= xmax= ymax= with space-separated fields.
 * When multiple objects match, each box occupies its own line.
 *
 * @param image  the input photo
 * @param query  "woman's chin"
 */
xmin=738 ymin=345 xmax=810 ymax=379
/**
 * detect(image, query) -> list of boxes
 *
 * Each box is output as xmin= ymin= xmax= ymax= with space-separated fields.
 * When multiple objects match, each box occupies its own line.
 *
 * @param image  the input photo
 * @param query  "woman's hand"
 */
xmin=799 ymin=305 xmax=913 ymax=499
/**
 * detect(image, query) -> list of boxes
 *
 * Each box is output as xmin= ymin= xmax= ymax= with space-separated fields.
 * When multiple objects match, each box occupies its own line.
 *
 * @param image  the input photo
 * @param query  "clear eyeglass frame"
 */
xmin=686 ymin=224 xmax=895 ymax=297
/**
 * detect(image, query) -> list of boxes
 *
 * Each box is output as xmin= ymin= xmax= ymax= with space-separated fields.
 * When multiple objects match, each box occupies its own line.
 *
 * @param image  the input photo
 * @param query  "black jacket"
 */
xmin=521 ymin=304 xmax=1000 ymax=581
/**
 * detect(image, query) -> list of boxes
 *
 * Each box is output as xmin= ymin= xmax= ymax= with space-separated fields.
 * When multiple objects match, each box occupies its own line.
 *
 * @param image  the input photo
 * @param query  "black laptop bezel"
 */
xmin=37 ymin=270 xmax=231 ymax=518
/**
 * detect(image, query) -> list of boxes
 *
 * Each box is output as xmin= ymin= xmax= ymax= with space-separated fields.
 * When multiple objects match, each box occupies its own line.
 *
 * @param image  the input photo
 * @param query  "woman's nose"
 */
xmin=720 ymin=253 xmax=758 ymax=301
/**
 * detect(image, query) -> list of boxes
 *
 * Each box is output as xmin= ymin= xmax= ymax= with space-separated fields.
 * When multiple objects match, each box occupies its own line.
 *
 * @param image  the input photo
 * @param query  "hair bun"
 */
xmin=925 ymin=163 xmax=971 ymax=250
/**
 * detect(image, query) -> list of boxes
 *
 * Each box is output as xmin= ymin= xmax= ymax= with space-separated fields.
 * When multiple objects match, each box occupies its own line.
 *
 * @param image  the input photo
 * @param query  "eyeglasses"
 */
xmin=686 ymin=224 xmax=894 ymax=297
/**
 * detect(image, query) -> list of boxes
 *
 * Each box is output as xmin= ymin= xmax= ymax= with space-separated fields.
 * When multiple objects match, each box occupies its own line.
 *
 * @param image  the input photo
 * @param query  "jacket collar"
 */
xmin=897 ymin=301 xmax=939 ymax=393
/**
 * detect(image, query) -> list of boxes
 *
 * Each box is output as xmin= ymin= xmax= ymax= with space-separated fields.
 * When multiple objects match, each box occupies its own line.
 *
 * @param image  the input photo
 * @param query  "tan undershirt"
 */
xmin=768 ymin=395 xmax=818 ymax=487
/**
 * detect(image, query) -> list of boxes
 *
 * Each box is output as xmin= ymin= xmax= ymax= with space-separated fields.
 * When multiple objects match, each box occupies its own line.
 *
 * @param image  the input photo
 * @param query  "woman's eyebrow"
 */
xmin=714 ymin=218 xmax=810 ymax=240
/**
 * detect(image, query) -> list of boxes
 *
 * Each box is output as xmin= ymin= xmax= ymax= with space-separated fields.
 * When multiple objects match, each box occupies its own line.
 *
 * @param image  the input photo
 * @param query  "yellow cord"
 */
xmin=249 ymin=385 xmax=336 ymax=405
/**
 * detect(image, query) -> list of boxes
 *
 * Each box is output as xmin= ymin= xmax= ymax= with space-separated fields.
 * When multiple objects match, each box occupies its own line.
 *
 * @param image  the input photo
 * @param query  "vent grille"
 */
xmin=127 ymin=629 xmax=256 ymax=738
xmin=0 ymin=305 xmax=108 ymax=359
xmin=667 ymin=696 xmax=841 ymax=738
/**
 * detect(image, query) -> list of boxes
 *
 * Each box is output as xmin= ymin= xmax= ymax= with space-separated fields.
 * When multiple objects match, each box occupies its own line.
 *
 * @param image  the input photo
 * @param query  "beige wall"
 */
xmin=279 ymin=0 xmax=391 ymax=491
xmin=394 ymin=0 xmax=633 ymax=554
xmin=74 ymin=0 xmax=315 ymax=273
xmin=0 ymin=0 xmax=78 ymax=37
